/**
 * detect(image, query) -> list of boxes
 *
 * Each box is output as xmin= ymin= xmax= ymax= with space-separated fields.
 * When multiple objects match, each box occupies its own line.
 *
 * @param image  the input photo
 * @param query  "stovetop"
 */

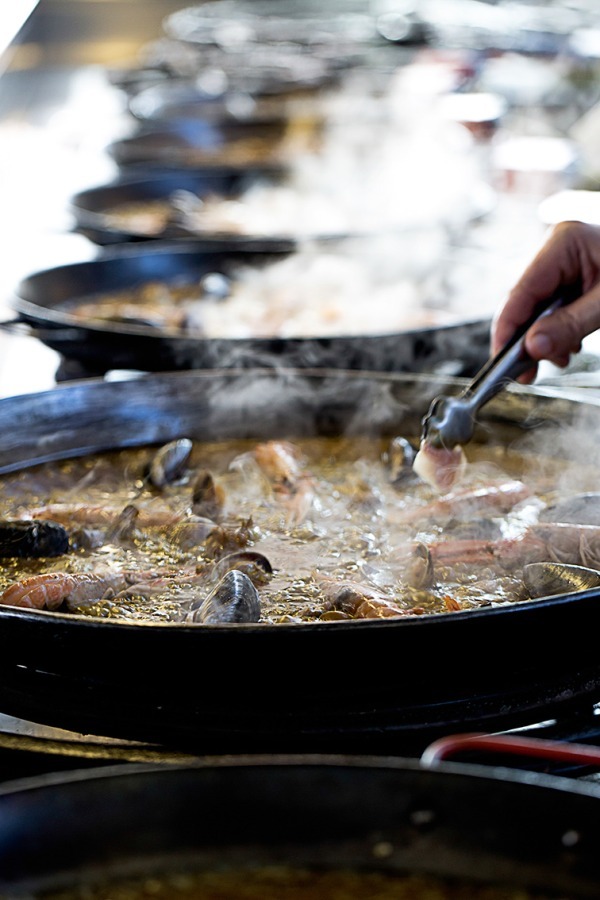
xmin=3 ymin=701 xmax=600 ymax=784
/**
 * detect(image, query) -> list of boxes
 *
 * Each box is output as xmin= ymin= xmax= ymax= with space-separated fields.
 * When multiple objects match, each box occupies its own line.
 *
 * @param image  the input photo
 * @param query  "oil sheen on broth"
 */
xmin=0 ymin=433 xmax=588 ymax=623
xmin=38 ymin=864 xmax=571 ymax=900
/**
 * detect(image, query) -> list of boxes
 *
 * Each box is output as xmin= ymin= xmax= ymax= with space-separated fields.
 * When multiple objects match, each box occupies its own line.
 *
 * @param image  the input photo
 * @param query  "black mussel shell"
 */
xmin=0 ymin=520 xmax=69 ymax=557
xmin=387 ymin=436 xmax=418 ymax=487
xmin=191 ymin=570 xmax=261 ymax=624
xmin=148 ymin=438 xmax=193 ymax=488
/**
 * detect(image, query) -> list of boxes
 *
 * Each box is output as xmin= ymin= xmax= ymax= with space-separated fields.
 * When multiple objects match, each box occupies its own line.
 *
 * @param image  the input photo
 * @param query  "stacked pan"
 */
xmin=4 ymin=751 xmax=600 ymax=898
xmin=3 ymin=0 xmax=497 ymax=380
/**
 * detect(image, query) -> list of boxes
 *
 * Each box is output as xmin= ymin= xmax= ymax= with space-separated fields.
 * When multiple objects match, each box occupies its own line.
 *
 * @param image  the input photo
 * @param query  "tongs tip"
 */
xmin=420 ymin=394 xmax=475 ymax=449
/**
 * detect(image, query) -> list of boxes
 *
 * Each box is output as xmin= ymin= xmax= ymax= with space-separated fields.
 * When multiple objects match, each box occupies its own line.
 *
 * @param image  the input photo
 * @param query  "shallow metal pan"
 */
xmin=164 ymin=2 xmax=377 ymax=49
xmin=3 ymin=755 xmax=600 ymax=898
xmin=0 ymin=369 xmax=598 ymax=749
xmin=10 ymin=242 xmax=491 ymax=377
xmin=108 ymin=118 xmax=295 ymax=170
xmin=68 ymin=167 xmax=290 ymax=246
xmin=126 ymin=78 xmax=331 ymax=125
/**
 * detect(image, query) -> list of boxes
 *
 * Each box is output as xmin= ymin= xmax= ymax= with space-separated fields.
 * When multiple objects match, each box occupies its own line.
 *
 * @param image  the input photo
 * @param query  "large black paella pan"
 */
xmin=0 ymin=369 xmax=599 ymax=752
xmin=4 ymin=754 xmax=600 ymax=898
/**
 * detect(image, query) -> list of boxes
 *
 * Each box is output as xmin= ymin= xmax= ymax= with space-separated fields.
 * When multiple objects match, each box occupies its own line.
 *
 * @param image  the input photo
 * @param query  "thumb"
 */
xmin=524 ymin=286 xmax=600 ymax=365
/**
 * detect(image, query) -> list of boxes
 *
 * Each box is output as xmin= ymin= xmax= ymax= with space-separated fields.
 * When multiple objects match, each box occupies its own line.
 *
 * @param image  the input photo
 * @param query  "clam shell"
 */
xmin=523 ymin=561 xmax=600 ymax=599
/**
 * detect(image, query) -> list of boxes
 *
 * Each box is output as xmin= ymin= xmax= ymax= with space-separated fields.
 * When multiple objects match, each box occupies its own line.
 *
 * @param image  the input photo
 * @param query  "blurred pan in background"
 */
xmin=9 ymin=242 xmax=491 ymax=376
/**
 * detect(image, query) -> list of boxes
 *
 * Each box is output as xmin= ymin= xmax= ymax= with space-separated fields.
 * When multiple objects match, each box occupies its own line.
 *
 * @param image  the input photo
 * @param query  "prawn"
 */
xmin=0 ymin=572 xmax=130 ymax=611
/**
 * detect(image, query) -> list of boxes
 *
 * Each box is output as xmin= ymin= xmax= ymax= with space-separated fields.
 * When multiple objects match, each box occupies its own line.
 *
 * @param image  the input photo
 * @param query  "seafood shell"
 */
xmin=190 ymin=570 xmax=261 ymax=624
xmin=148 ymin=438 xmax=193 ymax=488
xmin=0 ymin=520 xmax=69 ymax=558
xmin=386 ymin=436 xmax=417 ymax=487
xmin=523 ymin=562 xmax=600 ymax=599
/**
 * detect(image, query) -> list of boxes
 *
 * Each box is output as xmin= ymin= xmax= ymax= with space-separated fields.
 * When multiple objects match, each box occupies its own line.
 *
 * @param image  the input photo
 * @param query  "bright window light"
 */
xmin=0 ymin=2 xmax=39 ymax=56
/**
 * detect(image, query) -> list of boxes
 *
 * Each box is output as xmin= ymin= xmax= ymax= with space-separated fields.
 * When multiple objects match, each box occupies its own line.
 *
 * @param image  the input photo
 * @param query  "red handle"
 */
xmin=421 ymin=732 xmax=600 ymax=768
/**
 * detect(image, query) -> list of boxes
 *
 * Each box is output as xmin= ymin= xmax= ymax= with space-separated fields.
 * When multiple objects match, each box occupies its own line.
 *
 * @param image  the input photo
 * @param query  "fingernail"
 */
xmin=527 ymin=332 xmax=553 ymax=358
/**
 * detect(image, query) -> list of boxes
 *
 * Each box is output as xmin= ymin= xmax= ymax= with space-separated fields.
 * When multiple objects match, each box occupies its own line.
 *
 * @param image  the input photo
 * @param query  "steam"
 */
xmin=100 ymin=62 xmax=499 ymax=355
xmin=179 ymin=239 xmax=456 ymax=340
xmin=507 ymin=398 xmax=600 ymax=497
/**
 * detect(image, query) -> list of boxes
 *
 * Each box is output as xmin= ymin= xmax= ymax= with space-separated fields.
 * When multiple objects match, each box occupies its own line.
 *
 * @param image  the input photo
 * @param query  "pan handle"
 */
xmin=421 ymin=732 xmax=600 ymax=768
xmin=0 ymin=317 xmax=37 ymax=337
xmin=0 ymin=317 xmax=81 ymax=341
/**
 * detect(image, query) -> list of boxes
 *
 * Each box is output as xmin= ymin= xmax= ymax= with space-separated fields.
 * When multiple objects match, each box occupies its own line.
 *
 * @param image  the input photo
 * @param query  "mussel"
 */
xmin=190 ymin=570 xmax=261 ymax=624
xmin=386 ymin=436 xmax=418 ymax=488
xmin=0 ymin=520 xmax=69 ymax=558
xmin=523 ymin=561 xmax=600 ymax=599
xmin=207 ymin=550 xmax=273 ymax=586
xmin=191 ymin=469 xmax=225 ymax=520
xmin=404 ymin=542 xmax=434 ymax=590
xmin=148 ymin=438 xmax=193 ymax=489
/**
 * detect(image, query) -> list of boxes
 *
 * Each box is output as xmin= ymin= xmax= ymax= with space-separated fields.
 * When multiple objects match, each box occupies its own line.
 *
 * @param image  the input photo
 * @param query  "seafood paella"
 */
xmin=0 ymin=426 xmax=598 ymax=626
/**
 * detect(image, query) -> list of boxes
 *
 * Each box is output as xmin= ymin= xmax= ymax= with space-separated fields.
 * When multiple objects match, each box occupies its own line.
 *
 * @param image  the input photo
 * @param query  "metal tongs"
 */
xmin=420 ymin=289 xmax=577 ymax=449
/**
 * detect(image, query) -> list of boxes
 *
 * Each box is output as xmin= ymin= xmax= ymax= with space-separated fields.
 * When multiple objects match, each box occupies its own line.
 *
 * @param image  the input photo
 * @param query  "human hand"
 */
xmin=491 ymin=221 xmax=600 ymax=383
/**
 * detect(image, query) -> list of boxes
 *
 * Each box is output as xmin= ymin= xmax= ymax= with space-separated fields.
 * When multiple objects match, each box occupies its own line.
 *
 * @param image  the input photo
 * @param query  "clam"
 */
xmin=523 ymin=561 xmax=600 ymax=599
xmin=405 ymin=542 xmax=434 ymax=590
xmin=166 ymin=517 xmax=217 ymax=551
xmin=105 ymin=504 xmax=140 ymax=546
xmin=207 ymin=550 xmax=273 ymax=586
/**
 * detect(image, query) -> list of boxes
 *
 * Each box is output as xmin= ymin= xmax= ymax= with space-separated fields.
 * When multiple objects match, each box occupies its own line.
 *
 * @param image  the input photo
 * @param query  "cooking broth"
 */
xmin=38 ymin=865 xmax=570 ymax=900
xmin=0 ymin=432 xmax=589 ymax=624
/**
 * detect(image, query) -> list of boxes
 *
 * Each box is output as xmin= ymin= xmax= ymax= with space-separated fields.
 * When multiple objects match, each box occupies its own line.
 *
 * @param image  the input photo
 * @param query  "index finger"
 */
xmin=491 ymin=225 xmax=584 ymax=355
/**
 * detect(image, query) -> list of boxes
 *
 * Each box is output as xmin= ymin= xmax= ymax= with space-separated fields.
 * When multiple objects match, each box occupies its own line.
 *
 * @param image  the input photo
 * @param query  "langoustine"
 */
xmin=0 ymin=571 xmax=133 ymax=610
xmin=396 ymin=479 xmax=533 ymax=527
xmin=16 ymin=501 xmax=222 ymax=555
xmin=317 ymin=576 xmax=414 ymax=619
xmin=247 ymin=440 xmax=316 ymax=527
xmin=16 ymin=502 xmax=185 ymax=529
xmin=425 ymin=522 xmax=600 ymax=572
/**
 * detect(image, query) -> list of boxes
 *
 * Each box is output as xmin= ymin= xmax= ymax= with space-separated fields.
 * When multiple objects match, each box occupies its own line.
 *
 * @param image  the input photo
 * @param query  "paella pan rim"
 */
xmin=12 ymin=243 xmax=489 ymax=340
